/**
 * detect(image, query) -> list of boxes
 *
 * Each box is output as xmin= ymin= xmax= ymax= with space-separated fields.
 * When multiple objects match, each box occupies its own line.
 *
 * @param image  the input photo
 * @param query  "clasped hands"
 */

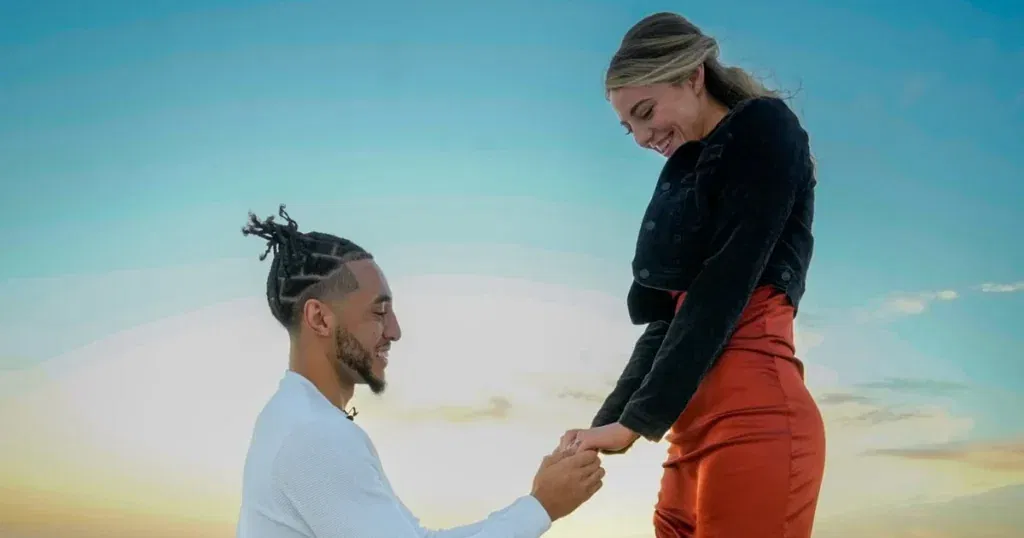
xmin=557 ymin=422 xmax=641 ymax=455
xmin=528 ymin=422 xmax=641 ymax=521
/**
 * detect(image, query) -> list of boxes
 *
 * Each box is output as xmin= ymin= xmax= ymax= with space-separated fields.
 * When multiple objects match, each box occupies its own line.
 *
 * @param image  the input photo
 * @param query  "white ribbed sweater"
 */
xmin=237 ymin=371 xmax=552 ymax=538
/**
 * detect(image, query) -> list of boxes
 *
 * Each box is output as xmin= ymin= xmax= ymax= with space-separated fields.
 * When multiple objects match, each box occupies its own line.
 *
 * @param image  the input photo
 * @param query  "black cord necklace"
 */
xmin=345 ymin=407 xmax=358 ymax=421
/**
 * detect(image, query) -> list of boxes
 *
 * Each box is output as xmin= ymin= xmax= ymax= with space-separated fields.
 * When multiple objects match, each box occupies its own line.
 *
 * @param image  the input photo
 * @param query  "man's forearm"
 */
xmin=419 ymin=495 xmax=552 ymax=538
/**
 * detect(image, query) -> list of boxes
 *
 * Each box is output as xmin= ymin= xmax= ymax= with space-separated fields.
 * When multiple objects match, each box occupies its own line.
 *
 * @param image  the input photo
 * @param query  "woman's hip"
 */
xmin=664 ymin=350 xmax=823 ymax=456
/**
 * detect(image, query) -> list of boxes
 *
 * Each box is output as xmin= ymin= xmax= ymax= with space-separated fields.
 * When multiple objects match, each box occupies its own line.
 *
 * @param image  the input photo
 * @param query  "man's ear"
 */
xmin=301 ymin=298 xmax=334 ymax=337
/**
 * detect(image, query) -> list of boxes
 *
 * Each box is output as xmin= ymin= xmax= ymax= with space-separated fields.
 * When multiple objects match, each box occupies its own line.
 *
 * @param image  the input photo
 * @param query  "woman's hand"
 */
xmin=557 ymin=429 xmax=584 ymax=453
xmin=558 ymin=423 xmax=641 ymax=455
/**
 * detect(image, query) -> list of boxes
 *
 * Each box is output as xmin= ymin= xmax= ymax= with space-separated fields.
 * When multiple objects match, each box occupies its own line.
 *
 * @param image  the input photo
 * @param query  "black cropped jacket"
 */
xmin=591 ymin=97 xmax=817 ymax=442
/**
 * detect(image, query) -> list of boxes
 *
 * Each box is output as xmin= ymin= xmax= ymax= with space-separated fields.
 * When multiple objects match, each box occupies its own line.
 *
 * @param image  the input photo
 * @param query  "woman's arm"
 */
xmin=618 ymin=97 xmax=812 ymax=442
xmin=590 ymin=320 xmax=670 ymax=428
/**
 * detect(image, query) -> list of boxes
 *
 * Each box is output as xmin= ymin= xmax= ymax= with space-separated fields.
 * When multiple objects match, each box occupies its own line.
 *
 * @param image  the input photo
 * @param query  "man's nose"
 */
xmin=385 ymin=312 xmax=402 ymax=342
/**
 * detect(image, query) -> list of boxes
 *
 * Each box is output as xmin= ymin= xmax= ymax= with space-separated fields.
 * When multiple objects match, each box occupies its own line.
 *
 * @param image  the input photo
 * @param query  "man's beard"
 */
xmin=332 ymin=326 xmax=386 ymax=394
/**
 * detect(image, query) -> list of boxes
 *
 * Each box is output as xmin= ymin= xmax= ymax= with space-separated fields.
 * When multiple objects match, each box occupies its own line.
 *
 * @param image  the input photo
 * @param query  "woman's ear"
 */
xmin=690 ymin=63 xmax=706 ymax=95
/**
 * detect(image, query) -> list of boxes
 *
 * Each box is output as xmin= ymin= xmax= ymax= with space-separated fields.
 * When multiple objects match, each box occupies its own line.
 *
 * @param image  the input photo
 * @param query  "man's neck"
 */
xmin=290 ymin=348 xmax=355 ymax=413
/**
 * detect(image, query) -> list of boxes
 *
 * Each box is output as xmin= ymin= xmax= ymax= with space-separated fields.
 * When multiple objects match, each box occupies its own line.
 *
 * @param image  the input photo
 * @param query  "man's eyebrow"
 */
xmin=373 ymin=294 xmax=392 ymax=304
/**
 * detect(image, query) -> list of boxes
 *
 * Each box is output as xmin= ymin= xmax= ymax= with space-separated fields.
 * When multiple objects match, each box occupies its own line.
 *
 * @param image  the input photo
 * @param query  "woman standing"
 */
xmin=559 ymin=12 xmax=826 ymax=538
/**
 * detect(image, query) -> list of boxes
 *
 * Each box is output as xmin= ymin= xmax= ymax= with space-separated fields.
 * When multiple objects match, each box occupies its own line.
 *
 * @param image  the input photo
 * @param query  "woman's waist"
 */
xmin=631 ymin=257 xmax=809 ymax=318
xmin=671 ymin=286 xmax=796 ymax=357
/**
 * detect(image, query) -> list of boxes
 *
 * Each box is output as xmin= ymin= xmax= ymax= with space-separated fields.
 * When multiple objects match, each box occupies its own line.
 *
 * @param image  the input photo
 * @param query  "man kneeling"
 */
xmin=236 ymin=206 xmax=604 ymax=538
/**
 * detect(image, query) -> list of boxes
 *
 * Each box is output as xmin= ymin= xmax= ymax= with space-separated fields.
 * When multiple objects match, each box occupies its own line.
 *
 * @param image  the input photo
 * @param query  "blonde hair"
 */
xmin=606 ymin=12 xmax=776 ymax=108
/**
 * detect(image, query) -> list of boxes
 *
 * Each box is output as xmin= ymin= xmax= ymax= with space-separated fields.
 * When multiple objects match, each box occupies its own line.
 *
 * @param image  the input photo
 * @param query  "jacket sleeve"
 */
xmin=590 ymin=320 xmax=670 ymax=428
xmin=618 ymin=98 xmax=812 ymax=441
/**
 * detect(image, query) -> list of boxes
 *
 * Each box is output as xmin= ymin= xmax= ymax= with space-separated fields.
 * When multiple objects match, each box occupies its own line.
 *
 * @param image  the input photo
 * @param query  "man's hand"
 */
xmin=558 ymin=423 xmax=641 ymax=455
xmin=530 ymin=449 xmax=604 ymax=521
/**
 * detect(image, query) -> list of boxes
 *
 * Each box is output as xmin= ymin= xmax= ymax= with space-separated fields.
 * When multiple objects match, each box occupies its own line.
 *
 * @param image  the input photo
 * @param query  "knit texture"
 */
xmin=237 ymin=371 xmax=552 ymax=538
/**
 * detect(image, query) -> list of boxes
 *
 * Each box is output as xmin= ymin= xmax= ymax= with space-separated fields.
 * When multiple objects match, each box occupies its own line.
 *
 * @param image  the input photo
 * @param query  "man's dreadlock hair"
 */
xmin=242 ymin=204 xmax=374 ymax=332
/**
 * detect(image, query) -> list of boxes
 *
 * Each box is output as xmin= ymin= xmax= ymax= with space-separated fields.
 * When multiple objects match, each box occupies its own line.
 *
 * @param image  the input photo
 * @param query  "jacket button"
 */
xmin=673 ymin=234 xmax=682 ymax=243
xmin=660 ymin=182 xmax=670 ymax=191
xmin=638 ymin=269 xmax=650 ymax=279
xmin=781 ymin=270 xmax=791 ymax=282
xmin=644 ymin=221 xmax=656 ymax=231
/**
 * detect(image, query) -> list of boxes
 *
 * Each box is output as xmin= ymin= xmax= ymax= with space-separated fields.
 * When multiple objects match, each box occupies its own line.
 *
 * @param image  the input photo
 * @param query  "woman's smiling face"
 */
xmin=608 ymin=65 xmax=708 ymax=158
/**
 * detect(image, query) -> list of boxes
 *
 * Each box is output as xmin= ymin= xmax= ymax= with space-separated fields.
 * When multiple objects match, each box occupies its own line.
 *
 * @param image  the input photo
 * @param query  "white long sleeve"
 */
xmin=274 ymin=422 xmax=551 ymax=538
xmin=237 ymin=371 xmax=552 ymax=538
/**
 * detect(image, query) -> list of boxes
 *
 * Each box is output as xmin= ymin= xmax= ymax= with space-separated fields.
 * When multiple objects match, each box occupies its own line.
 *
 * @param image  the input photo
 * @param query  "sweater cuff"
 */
xmin=618 ymin=404 xmax=671 ymax=442
xmin=590 ymin=411 xmax=618 ymax=428
xmin=513 ymin=495 xmax=553 ymax=536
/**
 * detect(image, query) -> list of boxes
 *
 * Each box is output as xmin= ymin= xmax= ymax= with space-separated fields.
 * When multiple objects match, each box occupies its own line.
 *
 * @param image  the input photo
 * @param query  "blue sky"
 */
xmin=1 ymin=2 xmax=1023 ymax=536
xmin=1 ymin=0 xmax=1022 ymax=457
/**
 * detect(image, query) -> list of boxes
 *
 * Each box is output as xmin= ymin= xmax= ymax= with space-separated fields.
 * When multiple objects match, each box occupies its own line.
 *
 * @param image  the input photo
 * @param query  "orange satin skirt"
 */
xmin=653 ymin=286 xmax=826 ymax=538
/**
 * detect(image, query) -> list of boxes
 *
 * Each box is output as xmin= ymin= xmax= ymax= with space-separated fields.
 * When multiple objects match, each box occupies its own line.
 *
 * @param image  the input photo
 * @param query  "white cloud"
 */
xmin=864 ymin=289 xmax=959 ymax=321
xmin=832 ymin=279 xmax=1023 ymax=326
xmin=794 ymin=323 xmax=826 ymax=352
xmin=816 ymin=484 xmax=1024 ymax=538
xmin=813 ymin=398 xmax=977 ymax=517
xmin=0 ymin=274 xmax=999 ymax=537
xmin=0 ymin=275 xmax=646 ymax=525
xmin=979 ymin=281 xmax=1024 ymax=293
